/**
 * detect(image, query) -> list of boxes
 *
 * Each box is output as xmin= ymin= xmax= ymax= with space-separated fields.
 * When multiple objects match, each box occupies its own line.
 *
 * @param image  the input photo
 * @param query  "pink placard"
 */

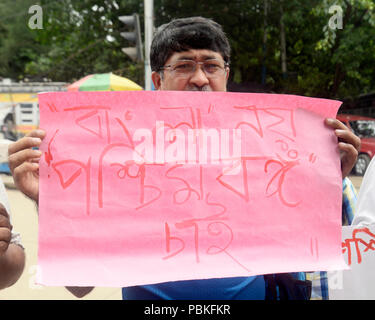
xmin=37 ymin=91 xmax=347 ymax=287
xmin=329 ymin=225 xmax=375 ymax=299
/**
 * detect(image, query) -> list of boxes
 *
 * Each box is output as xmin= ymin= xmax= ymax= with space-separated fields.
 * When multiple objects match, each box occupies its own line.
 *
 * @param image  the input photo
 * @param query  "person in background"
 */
xmin=7 ymin=16 xmax=360 ymax=300
xmin=351 ymin=157 xmax=375 ymax=226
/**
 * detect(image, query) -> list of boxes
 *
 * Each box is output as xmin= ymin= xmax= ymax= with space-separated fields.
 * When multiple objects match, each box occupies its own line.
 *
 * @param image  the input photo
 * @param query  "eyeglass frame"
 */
xmin=158 ymin=59 xmax=230 ymax=79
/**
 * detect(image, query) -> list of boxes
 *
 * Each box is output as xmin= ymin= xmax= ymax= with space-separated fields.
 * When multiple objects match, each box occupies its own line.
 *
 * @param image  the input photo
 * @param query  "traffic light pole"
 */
xmin=119 ymin=14 xmax=143 ymax=62
xmin=119 ymin=2 xmax=153 ymax=90
xmin=144 ymin=0 xmax=154 ymax=91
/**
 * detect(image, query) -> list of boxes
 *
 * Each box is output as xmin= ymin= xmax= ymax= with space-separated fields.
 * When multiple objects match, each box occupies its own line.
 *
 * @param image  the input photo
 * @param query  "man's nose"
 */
xmin=188 ymin=65 xmax=210 ymax=88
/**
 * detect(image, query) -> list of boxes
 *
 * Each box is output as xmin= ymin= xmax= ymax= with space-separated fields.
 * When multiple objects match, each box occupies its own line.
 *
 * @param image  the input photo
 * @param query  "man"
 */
xmin=0 ymin=178 xmax=25 ymax=290
xmin=8 ymin=17 xmax=360 ymax=299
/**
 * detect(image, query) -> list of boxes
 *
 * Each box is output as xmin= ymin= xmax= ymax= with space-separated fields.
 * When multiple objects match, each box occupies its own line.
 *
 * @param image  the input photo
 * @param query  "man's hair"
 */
xmin=150 ymin=16 xmax=231 ymax=72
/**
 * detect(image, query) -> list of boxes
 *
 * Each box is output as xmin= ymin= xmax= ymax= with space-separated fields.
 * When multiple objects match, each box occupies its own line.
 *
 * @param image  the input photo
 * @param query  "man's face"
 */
xmin=152 ymin=49 xmax=229 ymax=92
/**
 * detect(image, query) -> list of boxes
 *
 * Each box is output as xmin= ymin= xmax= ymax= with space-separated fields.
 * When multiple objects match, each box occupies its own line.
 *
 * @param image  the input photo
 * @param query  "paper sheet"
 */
xmin=37 ymin=91 xmax=346 ymax=287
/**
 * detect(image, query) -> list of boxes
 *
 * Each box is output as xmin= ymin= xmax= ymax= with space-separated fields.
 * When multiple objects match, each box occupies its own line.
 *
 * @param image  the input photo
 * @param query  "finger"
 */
xmin=13 ymin=161 xmax=39 ymax=180
xmin=0 ymin=228 xmax=12 ymax=244
xmin=338 ymin=142 xmax=358 ymax=157
xmin=0 ymin=214 xmax=11 ymax=229
xmin=13 ymin=161 xmax=40 ymax=187
xmin=12 ymin=161 xmax=40 ymax=200
xmin=0 ymin=228 xmax=11 ymax=252
xmin=8 ymin=136 xmax=43 ymax=157
xmin=8 ymin=129 xmax=46 ymax=153
xmin=0 ymin=205 xmax=12 ymax=230
xmin=0 ymin=242 xmax=9 ymax=255
xmin=325 ymin=118 xmax=349 ymax=130
xmin=335 ymin=129 xmax=361 ymax=151
xmin=0 ymin=203 xmax=8 ymax=218
xmin=8 ymin=149 xmax=42 ymax=172
xmin=338 ymin=142 xmax=358 ymax=176
xmin=26 ymin=129 xmax=46 ymax=139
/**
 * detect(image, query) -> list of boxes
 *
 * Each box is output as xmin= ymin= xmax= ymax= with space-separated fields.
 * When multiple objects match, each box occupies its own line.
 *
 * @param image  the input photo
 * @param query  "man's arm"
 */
xmin=0 ymin=203 xmax=25 ymax=290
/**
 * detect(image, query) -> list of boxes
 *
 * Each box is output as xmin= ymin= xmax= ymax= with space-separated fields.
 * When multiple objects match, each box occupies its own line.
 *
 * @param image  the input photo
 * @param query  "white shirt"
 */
xmin=352 ymin=157 xmax=375 ymax=226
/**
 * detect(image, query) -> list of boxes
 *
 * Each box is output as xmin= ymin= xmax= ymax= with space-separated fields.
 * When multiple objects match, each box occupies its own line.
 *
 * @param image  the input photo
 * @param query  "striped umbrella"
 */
xmin=67 ymin=72 xmax=143 ymax=91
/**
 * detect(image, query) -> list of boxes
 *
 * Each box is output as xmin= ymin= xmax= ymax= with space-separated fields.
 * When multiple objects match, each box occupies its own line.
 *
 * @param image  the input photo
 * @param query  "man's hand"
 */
xmin=0 ymin=203 xmax=25 ymax=289
xmin=0 ymin=204 xmax=12 ymax=257
xmin=325 ymin=118 xmax=361 ymax=178
xmin=8 ymin=129 xmax=46 ymax=203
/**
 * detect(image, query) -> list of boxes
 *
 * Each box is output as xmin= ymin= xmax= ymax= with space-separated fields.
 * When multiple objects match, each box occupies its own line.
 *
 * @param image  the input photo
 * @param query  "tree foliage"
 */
xmin=0 ymin=0 xmax=43 ymax=80
xmin=0 ymin=0 xmax=374 ymax=99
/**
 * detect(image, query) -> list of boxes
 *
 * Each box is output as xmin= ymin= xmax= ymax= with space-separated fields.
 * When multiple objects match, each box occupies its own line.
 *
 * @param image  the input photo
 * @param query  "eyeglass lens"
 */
xmin=169 ymin=60 xmax=227 ymax=78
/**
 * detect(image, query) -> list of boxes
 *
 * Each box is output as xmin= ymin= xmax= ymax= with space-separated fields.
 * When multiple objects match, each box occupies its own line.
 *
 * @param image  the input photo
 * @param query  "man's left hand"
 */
xmin=325 ymin=118 xmax=361 ymax=178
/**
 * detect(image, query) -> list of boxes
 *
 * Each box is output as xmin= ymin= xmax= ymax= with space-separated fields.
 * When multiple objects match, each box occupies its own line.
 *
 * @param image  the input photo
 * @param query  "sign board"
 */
xmin=37 ymin=91 xmax=345 ymax=287
xmin=329 ymin=224 xmax=375 ymax=299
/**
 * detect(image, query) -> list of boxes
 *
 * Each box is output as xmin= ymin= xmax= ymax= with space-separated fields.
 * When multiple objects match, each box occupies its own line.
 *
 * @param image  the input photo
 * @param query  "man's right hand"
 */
xmin=8 ymin=130 xmax=46 ymax=203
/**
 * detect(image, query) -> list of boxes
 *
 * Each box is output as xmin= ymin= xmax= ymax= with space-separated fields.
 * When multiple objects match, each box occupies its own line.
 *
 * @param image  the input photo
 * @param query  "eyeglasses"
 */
xmin=160 ymin=60 xmax=229 ymax=78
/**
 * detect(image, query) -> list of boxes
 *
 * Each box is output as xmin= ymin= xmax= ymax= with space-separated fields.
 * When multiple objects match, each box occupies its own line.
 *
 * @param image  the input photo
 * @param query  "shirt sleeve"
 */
xmin=342 ymin=177 xmax=357 ymax=226
xmin=352 ymin=157 xmax=375 ymax=226
xmin=0 ymin=178 xmax=23 ymax=248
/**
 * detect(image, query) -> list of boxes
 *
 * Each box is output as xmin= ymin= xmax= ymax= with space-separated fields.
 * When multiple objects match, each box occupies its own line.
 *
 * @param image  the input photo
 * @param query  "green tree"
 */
xmin=1 ymin=0 xmax=374 ymax=100
xmin=312 ymin=0 xmax=375 ymax=98
xmin=0 ymin=0 xmax=43 ymax=80
xmin=24 ymin=0 xmax=144 ymax=85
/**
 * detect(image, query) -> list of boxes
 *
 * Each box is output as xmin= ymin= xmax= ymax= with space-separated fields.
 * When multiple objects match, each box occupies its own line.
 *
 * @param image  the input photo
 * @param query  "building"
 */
xmin=340 ymin=92 xmax=375 ymax=117
xmin=0 ymin=79 xmax=67 ymax=140
xmin=0 ymin=79 xmax=67 ymax=173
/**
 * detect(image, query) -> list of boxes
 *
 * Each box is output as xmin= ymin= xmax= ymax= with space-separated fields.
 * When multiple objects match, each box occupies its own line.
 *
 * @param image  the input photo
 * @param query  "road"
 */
xmin=0 ymin=174 xmax=363 ymax=299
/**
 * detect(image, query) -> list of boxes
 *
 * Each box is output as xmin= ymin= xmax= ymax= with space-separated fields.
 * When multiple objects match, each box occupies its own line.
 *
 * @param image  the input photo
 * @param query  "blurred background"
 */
xmin=1 ymin=0 xmax=375 ymax=174
xmin=0 ymin=0 xmax=374 ymax=299
xmin=0 ymin=0 xmax=375 ymax=99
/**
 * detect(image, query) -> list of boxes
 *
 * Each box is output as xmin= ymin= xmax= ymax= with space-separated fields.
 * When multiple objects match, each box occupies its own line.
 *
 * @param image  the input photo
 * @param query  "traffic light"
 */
xmin=119 ymin=13 xmax=144 ymax=62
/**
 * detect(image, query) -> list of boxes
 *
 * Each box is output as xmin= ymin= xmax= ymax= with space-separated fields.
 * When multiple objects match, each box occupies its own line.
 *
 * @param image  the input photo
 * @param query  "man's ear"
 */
xmin=151 ymin=71 xmax=162 ymax=90
xmin=224 ymin=67 xmax=230 ymax=91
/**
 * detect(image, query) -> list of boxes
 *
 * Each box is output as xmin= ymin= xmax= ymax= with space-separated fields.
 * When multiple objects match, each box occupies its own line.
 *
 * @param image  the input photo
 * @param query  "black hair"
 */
xmin=150 ymin=16 xmax=231 ymax=72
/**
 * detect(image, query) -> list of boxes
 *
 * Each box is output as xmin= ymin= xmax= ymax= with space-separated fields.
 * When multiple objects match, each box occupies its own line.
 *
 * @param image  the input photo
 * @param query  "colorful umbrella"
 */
xmin=67 ymin=72 xmax=143 ymax=91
